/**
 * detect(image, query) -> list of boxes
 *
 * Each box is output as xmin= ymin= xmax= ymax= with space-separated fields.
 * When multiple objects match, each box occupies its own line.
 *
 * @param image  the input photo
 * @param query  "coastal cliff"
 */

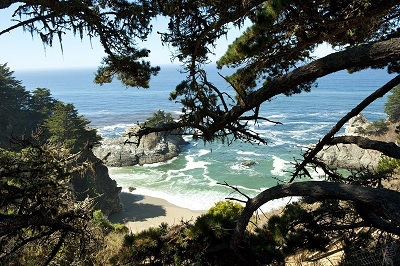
xmin=93 ymin=125 xmax=188 ymax=167
xmin=72 ymin=149 xmax=122 ymax=216
xmin=316 ymin=114 xmax=383 ymax=170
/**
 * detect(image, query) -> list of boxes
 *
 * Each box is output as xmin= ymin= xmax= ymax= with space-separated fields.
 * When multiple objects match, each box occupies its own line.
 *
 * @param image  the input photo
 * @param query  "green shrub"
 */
xmin=206 ymin=200 xmax=243 ymax=221
xmin=143 ymin=110 xmax=174 ymax=128
xmin=362 ymin=119 xmax=389 ymax=135
xmin=377 ymin=156 xmax=400 ymax=174
xmin=93 ymin=210 xmax=128 ymax=233
xmin=114 ymin=200 xmax=282 ymax=265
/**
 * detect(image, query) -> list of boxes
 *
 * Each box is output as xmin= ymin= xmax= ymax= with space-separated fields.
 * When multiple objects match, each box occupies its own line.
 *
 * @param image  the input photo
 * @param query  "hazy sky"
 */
xmin=0 ymin=6 xmax=249 ymax=71
xmin=0 ymin=5 xmax=333 ymax=71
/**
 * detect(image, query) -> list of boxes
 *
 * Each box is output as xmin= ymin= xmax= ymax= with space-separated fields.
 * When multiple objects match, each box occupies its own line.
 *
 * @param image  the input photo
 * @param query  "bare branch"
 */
xmin=218 ymin=181 xmax=251 ymax=201
xmin=290 ymin=74 xmax=400 ymax=182
xmin=238 ymin=115 xmax=282 ymax=124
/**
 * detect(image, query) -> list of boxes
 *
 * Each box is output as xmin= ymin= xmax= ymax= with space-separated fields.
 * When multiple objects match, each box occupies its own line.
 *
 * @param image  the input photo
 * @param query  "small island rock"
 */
xmin=93 ymin=125 xmax=188 ymax=167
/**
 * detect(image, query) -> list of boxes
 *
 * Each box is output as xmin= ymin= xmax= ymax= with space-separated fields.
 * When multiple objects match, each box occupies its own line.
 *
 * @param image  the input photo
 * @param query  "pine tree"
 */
xmin=0 ymin=63 xmax=32 ymax=147
xmin=44 ymin=102 xmax=101 ymax=152
xmin=385 ymin=85 xmax=400 ymax=122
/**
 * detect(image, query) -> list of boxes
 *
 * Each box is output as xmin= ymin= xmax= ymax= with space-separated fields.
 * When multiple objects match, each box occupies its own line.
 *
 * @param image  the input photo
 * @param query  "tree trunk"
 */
xmin=232 ymin=181 xmax=400 ymax=246
xmin=329 ymin=136 xmax=400 ymax=159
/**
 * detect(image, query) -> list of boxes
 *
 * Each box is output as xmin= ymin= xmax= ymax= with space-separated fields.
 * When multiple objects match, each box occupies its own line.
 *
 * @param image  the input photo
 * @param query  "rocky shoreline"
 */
xmin=72 ymin=124 xmax=189 ymax=216
xmin=85 ymin=114 xmax=395 ymax=216
xmin=93 ymin=124 xmax=188 ymax=167
xmin=316 ymin=113 xmax=397 ymax=170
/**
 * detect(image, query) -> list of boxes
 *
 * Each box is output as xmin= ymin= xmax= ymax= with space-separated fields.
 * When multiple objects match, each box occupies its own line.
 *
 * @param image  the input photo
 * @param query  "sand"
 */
xmin=108 ymin=192 xmax=205 ymax=233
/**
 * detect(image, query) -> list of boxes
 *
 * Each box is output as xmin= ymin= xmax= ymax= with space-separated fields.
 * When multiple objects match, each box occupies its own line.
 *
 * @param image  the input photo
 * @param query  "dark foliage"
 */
xmin=114 ymin=201 xmax=283 ymax=265
xmin=0 ymin=63 xmax=101 ymax=152
xmin=0 ymin=137 xmax=99 ymax=265
xmin=3 ymin=1 xmax=400 ymax=263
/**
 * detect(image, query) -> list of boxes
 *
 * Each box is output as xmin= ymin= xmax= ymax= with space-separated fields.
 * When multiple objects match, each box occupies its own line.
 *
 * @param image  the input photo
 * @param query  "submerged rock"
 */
xmin=93 ymin=125 xmax=188 ymax=167
xmin=241 ymin=160 xmax=257 ymax=167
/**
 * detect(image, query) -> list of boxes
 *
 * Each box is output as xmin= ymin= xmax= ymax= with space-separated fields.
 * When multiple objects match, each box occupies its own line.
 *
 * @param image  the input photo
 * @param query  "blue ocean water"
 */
xmin=15 ymin=66 xmax=395 ymax=211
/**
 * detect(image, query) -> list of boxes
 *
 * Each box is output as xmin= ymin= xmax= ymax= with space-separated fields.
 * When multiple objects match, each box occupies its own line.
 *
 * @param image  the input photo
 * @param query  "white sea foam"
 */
xmin=98 ymin=123 xmax=134 ymax=131
xmin=164 ymin=172 xmax=188 ymax=182
xmin=197 ymin=149 xmax=211 ymax=157
xmin=165 ymin=152 xmax=210 ymax=177
xmin=267 ymin=114 xmax=287 ymax=120
xmin=97 ymin=123 xmax=134 ymax=137
xmin=268 ymin=136 xmax=297 ymax=147
xmin=271 ymin=156 xmax=290 ymax=176
xmin=183 ymin=135 xmax=193 ymax=142
xmin=258 ymin=196 xmax=302 ymax=213
xmin=236 ymin=150 xmax=263 ymax=156
xmin=287 ymin=123 xmax=330 ymax=141
xmin=231 ymin=163 xmax=252 ymax=171
xmin=90 ymin=109 xmax=113 ymax=115
xmin=142 ymin=157 xmax=178 ymax=168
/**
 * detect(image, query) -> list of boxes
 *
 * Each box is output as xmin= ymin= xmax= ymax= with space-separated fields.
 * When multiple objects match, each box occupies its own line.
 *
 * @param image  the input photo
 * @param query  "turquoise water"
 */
xmin=15 ymin=66 xmax=395 ymax=210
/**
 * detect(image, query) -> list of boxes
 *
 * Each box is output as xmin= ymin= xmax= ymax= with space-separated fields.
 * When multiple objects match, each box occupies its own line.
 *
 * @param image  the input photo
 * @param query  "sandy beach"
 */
xmin=108 ymin=192 xmax=205 ymax=233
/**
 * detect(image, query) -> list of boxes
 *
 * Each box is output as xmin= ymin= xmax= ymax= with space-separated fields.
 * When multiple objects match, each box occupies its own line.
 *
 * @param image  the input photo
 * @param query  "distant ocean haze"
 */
xmin=15 ymin=66 xmax=395 ymax=211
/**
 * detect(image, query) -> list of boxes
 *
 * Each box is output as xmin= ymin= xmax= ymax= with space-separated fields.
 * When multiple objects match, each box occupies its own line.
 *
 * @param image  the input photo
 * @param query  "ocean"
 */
xmin=15 ymin=65 xmax=395 ymax=211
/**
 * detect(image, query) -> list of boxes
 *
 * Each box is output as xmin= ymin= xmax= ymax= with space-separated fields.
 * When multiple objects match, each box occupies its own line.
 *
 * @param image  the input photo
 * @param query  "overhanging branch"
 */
xmin=329 ymin=136 xmax=400 ymax=159
xmin=220 ymin=39 xmax=400 ymax=137
xmin=232 ymin=181 xmax=400 ymax=246
xmin=290 ymin=74 xmax=400 ymax=182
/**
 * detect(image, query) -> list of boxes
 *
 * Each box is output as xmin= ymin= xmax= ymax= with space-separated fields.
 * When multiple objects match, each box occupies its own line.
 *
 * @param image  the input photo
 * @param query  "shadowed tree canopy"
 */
xmin=0 ymin=0 xmax=160 ymax=88
xmin=4 ymin=0 xmax=400 ymax=257
xmin=0 ymin=63 xmax=101 ymax=151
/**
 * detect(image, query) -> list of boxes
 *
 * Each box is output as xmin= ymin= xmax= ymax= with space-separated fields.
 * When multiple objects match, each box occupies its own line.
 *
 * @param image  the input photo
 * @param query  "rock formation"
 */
xmin=93 ymin=125 xmax=188 ymax=167
xmin=316 ymin=114 xmax=382 ymax=170
xmin=72 ymin=148 xmax=122 ymax=216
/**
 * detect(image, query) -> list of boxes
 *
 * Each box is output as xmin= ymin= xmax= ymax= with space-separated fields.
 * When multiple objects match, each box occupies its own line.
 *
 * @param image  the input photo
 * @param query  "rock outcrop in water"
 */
xmin=93 ymin=125 xmax=188 ymax=167
xmin=72 ymin=148 xmax=123 ymax=216
xmin=316 ymin=114 xmax=382 ymax=170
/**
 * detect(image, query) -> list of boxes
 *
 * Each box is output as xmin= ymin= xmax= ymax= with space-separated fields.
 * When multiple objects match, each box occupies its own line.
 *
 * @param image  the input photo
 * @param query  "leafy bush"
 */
xmin=377 ymin=156 xmax=400 ymax=174
xmin=93 ymin=210 xmax=128 ymax=233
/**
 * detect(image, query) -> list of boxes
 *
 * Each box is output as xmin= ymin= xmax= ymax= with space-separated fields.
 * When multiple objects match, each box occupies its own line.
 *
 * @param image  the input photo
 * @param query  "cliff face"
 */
xmin=71 ymin=149 xmax=122 ymax=216
xmin=316 ymin=114 xmax=382 ymax=170
xmin=93 ymin=125 xmax=188 ymax=167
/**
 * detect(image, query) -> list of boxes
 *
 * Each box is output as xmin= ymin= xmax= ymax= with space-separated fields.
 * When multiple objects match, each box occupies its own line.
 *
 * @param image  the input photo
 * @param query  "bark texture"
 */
xmin=233 ymin=181 xmax=400 ymax=245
